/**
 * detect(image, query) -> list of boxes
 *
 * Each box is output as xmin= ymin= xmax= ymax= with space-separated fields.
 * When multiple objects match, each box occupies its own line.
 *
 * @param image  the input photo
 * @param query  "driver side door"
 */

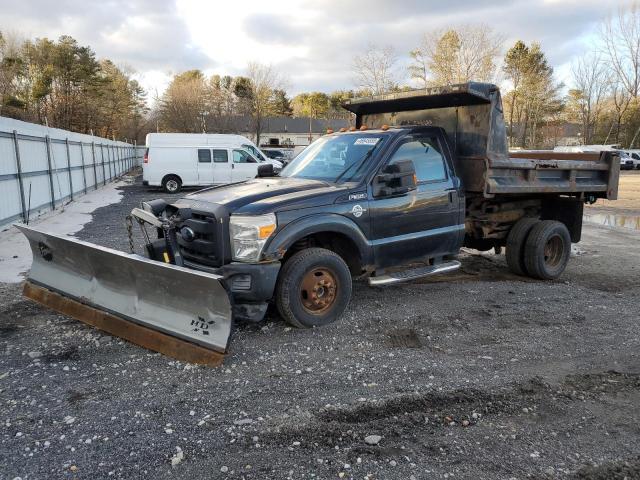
xmin=369 ymin=133 xmax=463 ymax=269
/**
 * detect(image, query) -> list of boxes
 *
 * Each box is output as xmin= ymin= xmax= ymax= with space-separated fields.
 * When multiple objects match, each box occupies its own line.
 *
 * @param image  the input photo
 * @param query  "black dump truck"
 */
xmin=131 ymin=82 xmax=618 ymax=329
xmin=19 ymin=82 xmax=620 ymax=359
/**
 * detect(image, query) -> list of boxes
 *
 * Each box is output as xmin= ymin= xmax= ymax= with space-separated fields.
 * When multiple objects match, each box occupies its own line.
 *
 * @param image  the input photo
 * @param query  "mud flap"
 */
xmin=16 ymin=225 xmax=233 ymax=365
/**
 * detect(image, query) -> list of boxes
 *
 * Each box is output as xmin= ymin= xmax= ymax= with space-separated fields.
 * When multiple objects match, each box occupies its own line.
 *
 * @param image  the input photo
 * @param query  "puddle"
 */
xmin=583 ymin=213 xmax=640 ymax=231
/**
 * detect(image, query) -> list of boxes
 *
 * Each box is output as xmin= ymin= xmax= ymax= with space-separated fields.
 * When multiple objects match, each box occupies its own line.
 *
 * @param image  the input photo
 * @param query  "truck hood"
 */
xmin=182 ymin=177 xmax=351 ymax=215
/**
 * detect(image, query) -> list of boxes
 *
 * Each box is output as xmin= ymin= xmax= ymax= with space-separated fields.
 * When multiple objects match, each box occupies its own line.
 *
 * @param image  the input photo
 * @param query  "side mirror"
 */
xmin=373 ymin=160 xmax=417 ymax=198
xmin=256 ymin=163 xmax=275 ymax=178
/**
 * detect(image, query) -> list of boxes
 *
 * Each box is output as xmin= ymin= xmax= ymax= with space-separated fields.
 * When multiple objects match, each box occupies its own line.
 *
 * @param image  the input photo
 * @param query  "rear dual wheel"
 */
xmin=276 ymin=248 xmax=352 ymax=328
xmin=506 ymin=218 xmax=571 ymax=280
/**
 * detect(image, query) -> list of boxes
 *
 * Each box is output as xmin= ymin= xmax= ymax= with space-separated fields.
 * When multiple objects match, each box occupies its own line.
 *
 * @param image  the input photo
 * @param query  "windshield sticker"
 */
xmin=354 ymin=138 xmax=380 ymax=146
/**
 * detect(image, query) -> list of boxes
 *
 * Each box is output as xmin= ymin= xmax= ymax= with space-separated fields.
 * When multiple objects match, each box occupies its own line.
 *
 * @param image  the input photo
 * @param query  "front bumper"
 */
xmin=185 ymin=260 xmax=281 ymax=322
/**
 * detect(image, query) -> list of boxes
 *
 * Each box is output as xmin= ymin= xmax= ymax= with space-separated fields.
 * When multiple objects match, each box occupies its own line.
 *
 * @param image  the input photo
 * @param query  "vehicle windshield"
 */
xmin=280 ymin=134 xmax=387 ymax=182
xmin=242 ymin=144 xmax=266 ymax=162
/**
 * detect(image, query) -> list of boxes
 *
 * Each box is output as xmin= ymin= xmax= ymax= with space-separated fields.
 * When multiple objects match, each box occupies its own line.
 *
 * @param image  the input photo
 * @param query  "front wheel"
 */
xmin=275 ymin=248 xmax=352 ymax=328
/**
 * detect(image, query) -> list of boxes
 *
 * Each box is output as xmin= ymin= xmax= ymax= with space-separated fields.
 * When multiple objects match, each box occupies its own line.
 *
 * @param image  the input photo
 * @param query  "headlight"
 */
xmin=229 ymin=213 xmax=277 ymax=262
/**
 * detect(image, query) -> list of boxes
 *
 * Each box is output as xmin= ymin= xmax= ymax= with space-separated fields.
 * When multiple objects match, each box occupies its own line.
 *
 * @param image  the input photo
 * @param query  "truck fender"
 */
xmin=263 ymin=214 xmax=373 ymax=266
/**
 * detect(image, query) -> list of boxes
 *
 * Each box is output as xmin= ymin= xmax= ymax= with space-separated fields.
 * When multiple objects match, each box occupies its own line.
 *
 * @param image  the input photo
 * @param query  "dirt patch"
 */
xmin=41 ymin=346 xmax=81 ymax=363
xmin=385 ymin=328 xmax=423 ymax=348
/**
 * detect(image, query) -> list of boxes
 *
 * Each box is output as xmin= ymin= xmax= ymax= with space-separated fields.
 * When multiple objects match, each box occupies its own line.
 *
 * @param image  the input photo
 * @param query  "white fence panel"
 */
xmin=0 ymin=116 xmax=139 ymax=228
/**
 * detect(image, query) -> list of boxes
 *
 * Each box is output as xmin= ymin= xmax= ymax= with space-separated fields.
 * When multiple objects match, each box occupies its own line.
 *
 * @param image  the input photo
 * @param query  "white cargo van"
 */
xmin=142 ymin=133 xmax=283 ymax=193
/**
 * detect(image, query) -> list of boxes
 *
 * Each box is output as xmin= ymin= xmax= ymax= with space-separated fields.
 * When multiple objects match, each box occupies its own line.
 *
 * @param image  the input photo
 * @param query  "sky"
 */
xmin=0 ymin=0 xmax=632 ymax=102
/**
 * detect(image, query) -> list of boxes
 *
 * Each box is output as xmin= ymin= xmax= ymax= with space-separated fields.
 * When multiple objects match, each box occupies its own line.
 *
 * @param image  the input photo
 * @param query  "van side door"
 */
xmin=231 ymin=149 xmax=259 ymax=182
xmin=197 ymin=148 xmax=214 ymax=185
xmin=212 ymin=148 xmax=232 ymax=184
xmin=368 ymin=132 xmax=464 ymax=269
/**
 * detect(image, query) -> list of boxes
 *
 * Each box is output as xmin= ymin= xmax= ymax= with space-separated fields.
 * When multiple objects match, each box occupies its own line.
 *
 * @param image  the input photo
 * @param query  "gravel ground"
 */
xmin=1 ymin=177 xmax=639 ymax=480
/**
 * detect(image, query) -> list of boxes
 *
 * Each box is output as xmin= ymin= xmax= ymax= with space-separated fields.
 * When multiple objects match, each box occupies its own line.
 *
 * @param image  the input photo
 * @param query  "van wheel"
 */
xmin=276 ymin=248 xmax=352 ymax=328
xmin=505 ymin=217 xmax=538 ymax=276
xmin=523 ymin=220 xmax=571 ymax=280
xmin=162 ymin=175 xmax=182 ymax=193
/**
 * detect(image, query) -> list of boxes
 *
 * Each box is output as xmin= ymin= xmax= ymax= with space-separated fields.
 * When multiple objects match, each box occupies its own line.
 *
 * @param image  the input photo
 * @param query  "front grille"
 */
xmin=177 ymin=212 xmax=221 ymax=267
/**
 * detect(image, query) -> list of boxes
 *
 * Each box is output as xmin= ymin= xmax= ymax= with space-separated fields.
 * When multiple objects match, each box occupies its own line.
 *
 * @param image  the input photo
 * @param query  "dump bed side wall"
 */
xmin=484 ymin=152 xmax=619 ymax=199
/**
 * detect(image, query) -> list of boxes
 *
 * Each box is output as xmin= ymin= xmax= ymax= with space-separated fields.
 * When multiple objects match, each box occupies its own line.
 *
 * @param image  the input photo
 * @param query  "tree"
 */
xmin=328 ymin=90 xmax=356 ymax=119
xmin=205 ymin=74 xmax=238 ymax=132
xmin=291 ymin=92 xmax=330 ymax=140
xmin=599 ymin=2 xmax=640 ymax=146
xmin=0 ymin=32 xmax=150 ymax=141
xmin=244 ymin=62 xmax=287 ymax=145
xmin=0 ymin=31 xmax=25 ymax=117
xmin=566 ymin=52 xmax=609 ymax=144
xmin=159 ymin=70 xmax=207 ymax=132
xmin=502 ymin=41 xmax=561 ymax=148
xmin=602 ymin=2 xmax=640 ymax=99
xmin=352 ymin=44 xmax=398 ymax=95
xmin=269 ymin=89 xmax=292 ymax=116
xmin=409 ymin=25 xmax=503 ymax=87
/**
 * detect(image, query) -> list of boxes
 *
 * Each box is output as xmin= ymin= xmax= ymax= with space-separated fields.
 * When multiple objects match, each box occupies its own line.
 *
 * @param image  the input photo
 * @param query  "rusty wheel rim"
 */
xmin=543 ymin=235 xmax=564 ymax=267
xmin=300 ymin=267 xmax=337 ymax=315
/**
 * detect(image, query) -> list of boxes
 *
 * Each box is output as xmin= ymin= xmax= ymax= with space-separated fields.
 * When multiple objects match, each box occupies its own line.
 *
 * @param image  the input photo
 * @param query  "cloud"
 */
xmin=0 ymin=0 xmax=211 ymax=72
xmin=0 ymin=0 xmax=631 ymax=97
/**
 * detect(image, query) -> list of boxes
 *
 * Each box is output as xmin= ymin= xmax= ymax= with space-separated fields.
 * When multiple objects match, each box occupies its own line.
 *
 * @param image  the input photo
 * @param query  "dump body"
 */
xmin=343 ymin=82 xmax=619 ymax=200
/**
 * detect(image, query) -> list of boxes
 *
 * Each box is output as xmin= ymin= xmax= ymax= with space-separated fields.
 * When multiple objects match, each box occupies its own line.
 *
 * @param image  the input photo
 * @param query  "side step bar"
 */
xmin=368 ymin=260 xmax=461 ymax=286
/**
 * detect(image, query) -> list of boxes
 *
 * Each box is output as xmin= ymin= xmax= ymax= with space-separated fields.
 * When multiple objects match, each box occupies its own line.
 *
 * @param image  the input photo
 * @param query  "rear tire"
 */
xmin=506 ymin=217 xmax=538 ymax=276
xmin=523 ymin=220 xmax=571 ymax=280
xmin=276 ymin=248 xmax=352 ymax=328
xmin=162 ymin=175 xmax=182 ymax=193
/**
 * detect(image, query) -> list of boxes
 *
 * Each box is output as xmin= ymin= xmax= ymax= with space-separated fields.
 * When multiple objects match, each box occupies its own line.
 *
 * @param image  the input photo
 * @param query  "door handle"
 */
xmin=445 ymin=188 xmax=456 ymax=203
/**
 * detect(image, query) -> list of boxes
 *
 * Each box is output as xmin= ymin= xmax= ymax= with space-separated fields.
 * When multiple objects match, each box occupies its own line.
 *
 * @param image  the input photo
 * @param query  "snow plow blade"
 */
xmin=17 ymin=225 xmax=233 ymax=366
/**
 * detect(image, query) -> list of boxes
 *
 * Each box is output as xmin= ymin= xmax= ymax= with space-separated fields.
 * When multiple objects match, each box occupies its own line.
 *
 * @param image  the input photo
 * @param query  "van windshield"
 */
xmin=280 ymin=134 xmax=387 ymax=183
xmin=242 ymin=144 xmax=266 ymax=162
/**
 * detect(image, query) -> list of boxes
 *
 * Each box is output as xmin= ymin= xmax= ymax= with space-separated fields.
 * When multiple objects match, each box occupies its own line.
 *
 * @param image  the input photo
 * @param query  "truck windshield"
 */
xmin=280 ymin=134 xmax=386 ymax=182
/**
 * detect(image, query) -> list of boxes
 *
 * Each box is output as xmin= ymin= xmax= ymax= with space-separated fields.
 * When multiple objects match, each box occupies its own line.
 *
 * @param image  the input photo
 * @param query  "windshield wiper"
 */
xmin=333 ymin=148 xmax=376 ymax=184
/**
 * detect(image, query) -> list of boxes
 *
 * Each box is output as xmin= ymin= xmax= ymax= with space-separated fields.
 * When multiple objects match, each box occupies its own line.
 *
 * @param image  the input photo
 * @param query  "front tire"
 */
xmin=523 ymin=220 xmax=571 ymax=280
xmin=276 ymin=248 xmax=352 ymax=328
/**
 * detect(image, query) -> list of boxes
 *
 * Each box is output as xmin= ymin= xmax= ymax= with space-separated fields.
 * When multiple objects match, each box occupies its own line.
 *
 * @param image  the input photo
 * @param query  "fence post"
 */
xmin=65 ymin=138 xmax=74 ymax=201
xmin=91 ymin=141 xmax=99 ymax=189
xmin=109 ymin=144 xmax=114 ymax=179
xmin=12 ymin=130 xmax=28 ymax=223
xmin=115 ymin=145 xmax=120 ymax=176
xmin=102 ymin=144 xmax=109 ymax=181
xmin=116 ymin=145 xmax=121 ymax=175
xmin=110 ymin=144 xmax=115 ymax=179
xmin=99 ymin=144 xmax=106 ymax=185
xmin=79 ymin=142 xmax=87 ymax=194
xmin=44 ymin=135 xmax=56 ymax=210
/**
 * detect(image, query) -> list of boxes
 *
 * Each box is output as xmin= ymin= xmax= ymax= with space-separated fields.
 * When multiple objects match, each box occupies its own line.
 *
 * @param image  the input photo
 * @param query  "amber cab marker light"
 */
xmin=326 ymin=128 xmax=334 ymax=134
xmin=359 ymin=125 xmax=368 ymax=131
xmin=381 ymin=124 xmax=389 ymax=131
xmin=339 ymin=127 xmax=347 ymax=132
xmin=349 ymin=126 xmax=356 ymax=131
